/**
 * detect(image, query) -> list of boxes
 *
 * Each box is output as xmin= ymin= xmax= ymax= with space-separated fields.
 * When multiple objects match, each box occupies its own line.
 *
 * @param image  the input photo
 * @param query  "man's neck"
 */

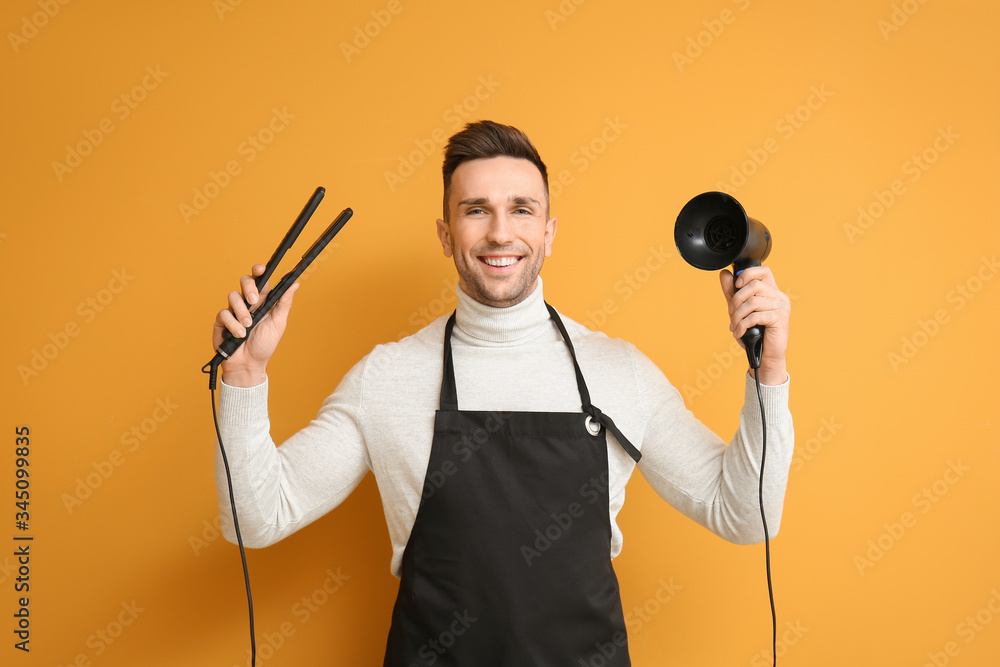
xmin=453 ymin=277 xmax=552 ymax=346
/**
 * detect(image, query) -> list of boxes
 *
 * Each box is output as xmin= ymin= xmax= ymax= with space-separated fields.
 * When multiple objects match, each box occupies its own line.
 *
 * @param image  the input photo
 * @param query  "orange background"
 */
xmin=4 ymin=0 xmax=999 ymax=664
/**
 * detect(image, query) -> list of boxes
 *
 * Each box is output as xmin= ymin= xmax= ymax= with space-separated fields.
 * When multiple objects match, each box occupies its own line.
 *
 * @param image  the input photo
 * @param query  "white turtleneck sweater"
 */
xmin=215 ymin=278 xmax=794 ymax=578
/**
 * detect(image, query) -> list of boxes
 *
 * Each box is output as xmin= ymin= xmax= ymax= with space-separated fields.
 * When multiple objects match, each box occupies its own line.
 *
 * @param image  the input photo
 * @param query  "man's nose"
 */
xmin=485 ymin=214 xmax=516 ymax=244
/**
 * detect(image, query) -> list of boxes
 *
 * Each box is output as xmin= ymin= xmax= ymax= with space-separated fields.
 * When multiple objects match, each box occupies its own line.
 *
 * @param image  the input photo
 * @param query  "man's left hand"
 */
xmin=719 ymin=266 xmax=790 ymax=385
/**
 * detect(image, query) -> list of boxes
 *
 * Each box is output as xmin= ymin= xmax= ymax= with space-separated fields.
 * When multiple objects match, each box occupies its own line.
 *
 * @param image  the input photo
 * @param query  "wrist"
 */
xmin=221 ymin=363 xmax=267 ymax=388
xmin=750 ymin=361 xmax=787 ymax=386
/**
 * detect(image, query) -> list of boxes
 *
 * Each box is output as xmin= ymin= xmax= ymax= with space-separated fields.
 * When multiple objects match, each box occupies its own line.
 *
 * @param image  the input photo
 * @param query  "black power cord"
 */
xmin=743 ymin=330 xmax=777 ymax=665
xmin=206 ymin=365 xmax=257 ymax=666
xmin=752 ymin=370 xmax=776 ymax=666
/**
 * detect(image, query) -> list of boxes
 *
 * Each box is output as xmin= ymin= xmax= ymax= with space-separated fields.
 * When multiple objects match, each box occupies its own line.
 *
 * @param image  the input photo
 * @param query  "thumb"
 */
xmin=719 ymin=269 xmax=736 ymax=303
xmin=268 ymin=281 xmax=300 ymax=324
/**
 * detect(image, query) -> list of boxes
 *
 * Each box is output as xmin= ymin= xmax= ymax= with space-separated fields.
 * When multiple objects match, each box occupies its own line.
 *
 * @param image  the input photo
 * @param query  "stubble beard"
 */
xmin=453 ymin=243 xmax=544 ymax=308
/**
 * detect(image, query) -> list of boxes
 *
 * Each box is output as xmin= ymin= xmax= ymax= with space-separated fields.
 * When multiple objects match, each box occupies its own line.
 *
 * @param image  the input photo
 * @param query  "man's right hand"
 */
xmin=212 ymin=263 xmax=300 ymax=387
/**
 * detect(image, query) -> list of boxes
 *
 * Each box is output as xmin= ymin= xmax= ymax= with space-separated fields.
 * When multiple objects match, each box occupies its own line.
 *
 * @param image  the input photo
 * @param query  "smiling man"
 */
xmin=437 ymin=152 xmax=555 ymax=308
xmin=212 ymin=120 xmax=794 ymax=666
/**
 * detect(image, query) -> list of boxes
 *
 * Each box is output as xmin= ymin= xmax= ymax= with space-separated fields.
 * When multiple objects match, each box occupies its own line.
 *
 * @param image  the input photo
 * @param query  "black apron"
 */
xmin=384 ymin=303 xmax=643 ymax=666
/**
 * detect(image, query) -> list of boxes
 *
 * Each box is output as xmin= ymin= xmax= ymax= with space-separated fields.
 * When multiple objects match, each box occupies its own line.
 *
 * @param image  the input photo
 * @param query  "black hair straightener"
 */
xmin=202 ymin=187 xmax=352 ymax=388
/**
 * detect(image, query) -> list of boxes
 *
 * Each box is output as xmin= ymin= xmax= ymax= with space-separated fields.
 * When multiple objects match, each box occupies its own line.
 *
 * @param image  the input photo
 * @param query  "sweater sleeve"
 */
xmin=631 ymin=345 xmax=794 ymax=544
xmin=213 ymin=357 xmax=372 ymax=548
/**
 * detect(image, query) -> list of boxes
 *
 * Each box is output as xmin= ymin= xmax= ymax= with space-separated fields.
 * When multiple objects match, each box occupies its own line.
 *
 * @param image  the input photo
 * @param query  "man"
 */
xmin=212 ymin=120 xmax=793 ymax=665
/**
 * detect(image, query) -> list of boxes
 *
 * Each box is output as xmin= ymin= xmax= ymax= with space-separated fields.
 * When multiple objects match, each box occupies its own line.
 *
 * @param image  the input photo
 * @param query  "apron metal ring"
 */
xmin=585 ymin=415 xmax=602 ymax=436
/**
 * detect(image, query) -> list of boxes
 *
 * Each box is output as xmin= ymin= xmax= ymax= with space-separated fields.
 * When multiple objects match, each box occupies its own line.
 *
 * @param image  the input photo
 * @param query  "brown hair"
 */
xmin=441 ymin=120 xmax=549 ymax=220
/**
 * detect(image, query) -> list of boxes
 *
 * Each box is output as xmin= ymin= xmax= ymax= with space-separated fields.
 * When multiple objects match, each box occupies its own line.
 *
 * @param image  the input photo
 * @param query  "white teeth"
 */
xmin=483 ymin=257 xmax=519 ymax=267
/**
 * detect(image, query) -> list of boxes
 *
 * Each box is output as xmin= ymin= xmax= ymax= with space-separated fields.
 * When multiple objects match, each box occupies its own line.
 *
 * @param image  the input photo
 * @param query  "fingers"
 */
xmin=227 ymin=275 xmax=299 ymax=337
xmin=730 ymin=294 xmax=784 ymax=338
xmin=213 ymin=307 xmax=245 ymax=352
xmin=719 ymin=269 xmax=736 ymax=307
xmin=212 ymin=263 xmax=269 ymax=349
xmin=722 ymin=266 xmax=789 ymax=339
xmin=241 ymin=263 xmax=268 ymax=309
xmin=227 ymin=289 xmax=252 ymax=327
xmin=214 ymin=277 xmax=262 ymax=342
xmin=240 ymin=275 xmax=259 ymax=308
xmin=733 ymin=265 xmax=777 ymax=289
xmin=717 ymin=265 xmax=790 ymax=377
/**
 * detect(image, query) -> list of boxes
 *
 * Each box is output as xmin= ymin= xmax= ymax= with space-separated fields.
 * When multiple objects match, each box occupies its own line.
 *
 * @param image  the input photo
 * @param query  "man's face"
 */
xmin=437 ymin=156 xmax=557 ymax=308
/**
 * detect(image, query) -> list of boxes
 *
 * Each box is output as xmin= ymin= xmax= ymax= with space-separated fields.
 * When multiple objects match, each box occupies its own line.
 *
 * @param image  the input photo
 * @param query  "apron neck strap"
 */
xmin=439 ymin=303 xmax=643 ymax=463
xmin=438 ymin=302 xmax=593 ymax=411
xmin=440 ymin=312 xmax=460 ymax=411
xmin=545 ymin=303 xmax=643 ymax=463
xmin=544 ymin=302 xmax=594 ymax=409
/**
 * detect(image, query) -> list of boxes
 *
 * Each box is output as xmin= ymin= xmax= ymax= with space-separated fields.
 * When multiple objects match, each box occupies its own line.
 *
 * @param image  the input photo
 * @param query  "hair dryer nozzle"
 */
xmin=674 ymin=191 xmax=772 ymax=370
xmin=674 ymin=191 xmax=771 ymax=272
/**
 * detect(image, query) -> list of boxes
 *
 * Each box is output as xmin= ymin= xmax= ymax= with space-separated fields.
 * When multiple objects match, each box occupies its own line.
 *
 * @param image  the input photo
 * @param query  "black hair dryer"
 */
xmin=674 ymin=191 xmax=771 ymax=370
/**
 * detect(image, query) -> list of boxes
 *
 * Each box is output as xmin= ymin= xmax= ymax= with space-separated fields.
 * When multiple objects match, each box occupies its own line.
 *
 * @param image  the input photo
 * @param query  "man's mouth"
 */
xmin=478 ymin=255 xmax=522 ymax=269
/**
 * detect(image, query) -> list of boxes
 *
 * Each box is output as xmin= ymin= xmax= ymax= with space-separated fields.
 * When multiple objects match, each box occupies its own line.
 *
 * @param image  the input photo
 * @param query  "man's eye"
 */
xmin=467 ymin=208 xmax=486 ymax=215
xmin=514 ymin=208 xmax=532 ymax=215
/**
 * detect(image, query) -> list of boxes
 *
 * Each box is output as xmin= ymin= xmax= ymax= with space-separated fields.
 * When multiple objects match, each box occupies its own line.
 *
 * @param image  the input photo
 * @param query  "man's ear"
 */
xmin=436 ymin=218 xmax=453 ymax=258
xmin=543 ymin=216 xmax=558 ymax=258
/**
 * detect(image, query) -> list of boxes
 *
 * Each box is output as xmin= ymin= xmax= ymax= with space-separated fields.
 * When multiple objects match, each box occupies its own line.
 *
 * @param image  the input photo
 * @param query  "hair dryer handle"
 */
xmin=733 ymin=259 xmax=764 ymax=370
xmin=742 ymin=326 xmax=765 ymax=371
